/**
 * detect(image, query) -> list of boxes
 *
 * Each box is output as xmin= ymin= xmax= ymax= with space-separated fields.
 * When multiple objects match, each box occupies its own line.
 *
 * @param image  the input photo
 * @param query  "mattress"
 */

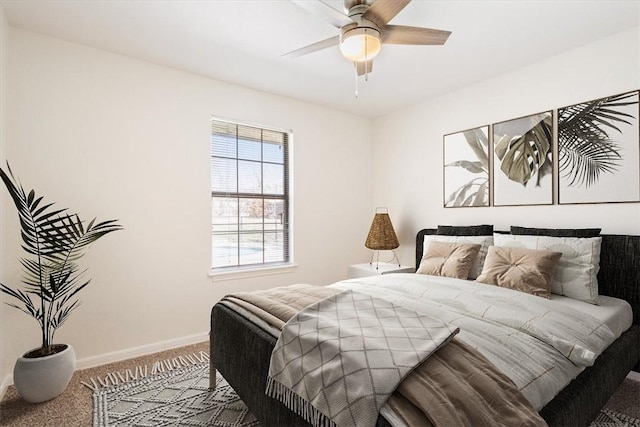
xmin=330 ymin=273 xmax=632 ymax=411
xmin=222 ymin=279 xmax=634 ymax=340
xmin=549 ymin=293 xmax=633 ymax=338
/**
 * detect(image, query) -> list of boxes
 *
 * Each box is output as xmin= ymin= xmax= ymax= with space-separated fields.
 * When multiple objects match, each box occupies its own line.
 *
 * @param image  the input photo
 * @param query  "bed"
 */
xmin=209 ymin=228 xmax=640 ymax=426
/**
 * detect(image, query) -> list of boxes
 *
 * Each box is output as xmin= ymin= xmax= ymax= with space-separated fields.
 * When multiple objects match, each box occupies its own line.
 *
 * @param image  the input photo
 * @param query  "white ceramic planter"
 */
xmin=13 ymin=344 xmax=76 ymax=403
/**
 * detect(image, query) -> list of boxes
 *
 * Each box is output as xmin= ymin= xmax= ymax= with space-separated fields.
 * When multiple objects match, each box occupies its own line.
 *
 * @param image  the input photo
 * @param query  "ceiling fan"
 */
xmin=284 ymin=0 xmax=451 ymax=76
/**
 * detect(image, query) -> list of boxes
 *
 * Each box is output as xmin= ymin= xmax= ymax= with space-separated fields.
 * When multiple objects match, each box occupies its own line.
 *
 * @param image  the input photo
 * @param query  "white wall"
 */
xmin=0 ymin=3 xmax=8 ymax=394
xmin=0 ymin=28 xmax=373 ymax=381
xmin=373 ymin=27 xmax=640 ymax=265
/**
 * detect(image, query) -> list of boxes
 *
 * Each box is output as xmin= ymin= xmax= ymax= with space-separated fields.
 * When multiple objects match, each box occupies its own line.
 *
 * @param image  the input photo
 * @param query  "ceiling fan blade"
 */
xmin=362 ymin=0 xmax=411 ymax=27
xmin=282 ymin=35 xmax=340 ymax=58
xmin=382 ymin=25 xmax=451 ymax=45
xmin=356 ymin=60 xmax=373 ymax=76
xmin=291 ymin=0 xmax=354 ymax=28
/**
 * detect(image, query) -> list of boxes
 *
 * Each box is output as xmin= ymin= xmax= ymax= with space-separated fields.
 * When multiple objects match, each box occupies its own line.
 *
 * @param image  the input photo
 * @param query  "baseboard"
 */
xmin=0 ymin=332 xmax=209 ymax=397
xmin=1 ymin=374 xmax=12 ymax=400
xmin=75 ymin=332 xmax=209 ymax=371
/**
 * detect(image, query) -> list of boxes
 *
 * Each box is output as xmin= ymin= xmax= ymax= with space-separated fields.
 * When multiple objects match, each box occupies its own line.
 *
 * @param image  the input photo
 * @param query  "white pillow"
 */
xmin=422 ymin=235 xmax=493 ymax=280
xmin=493 ymin=234 xmax=602 ymax=304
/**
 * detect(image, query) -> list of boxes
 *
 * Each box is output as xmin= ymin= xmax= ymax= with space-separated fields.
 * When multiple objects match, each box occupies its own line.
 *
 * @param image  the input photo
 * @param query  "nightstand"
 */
xmin=347 ymin=263 xmax=415 ymax=279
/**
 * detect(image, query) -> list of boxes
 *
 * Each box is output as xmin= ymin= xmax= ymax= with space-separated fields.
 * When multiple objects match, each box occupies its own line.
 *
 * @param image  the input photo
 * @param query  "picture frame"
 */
xmin=557 ymin=90 xmax=640 ymax=204
xmin=492 ymin=111 xmax=554 ymax=206
xmin=443 ymin=126 xmax=490 ymax=207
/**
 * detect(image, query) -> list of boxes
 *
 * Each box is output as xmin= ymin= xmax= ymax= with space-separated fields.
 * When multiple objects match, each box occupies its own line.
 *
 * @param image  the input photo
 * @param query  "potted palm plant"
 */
xmin=0 ymin=163 xmax=122 ymax=403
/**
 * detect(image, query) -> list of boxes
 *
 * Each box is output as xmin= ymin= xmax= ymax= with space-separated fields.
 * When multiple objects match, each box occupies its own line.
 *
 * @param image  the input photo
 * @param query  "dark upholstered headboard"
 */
xmin=415 ymin=229 xmax=640 ymax=326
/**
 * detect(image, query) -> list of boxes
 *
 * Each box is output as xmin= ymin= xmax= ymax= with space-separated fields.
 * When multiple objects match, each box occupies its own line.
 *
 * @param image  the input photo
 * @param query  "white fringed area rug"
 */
xmin=87 ymin=352 xmax=637 ymax=427
xmin=87 ymin=352 xmax=260 ymax=427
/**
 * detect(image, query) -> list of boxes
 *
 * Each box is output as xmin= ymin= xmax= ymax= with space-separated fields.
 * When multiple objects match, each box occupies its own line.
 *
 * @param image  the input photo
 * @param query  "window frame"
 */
xmin=209 ymin=117 xmax=295 ymax=279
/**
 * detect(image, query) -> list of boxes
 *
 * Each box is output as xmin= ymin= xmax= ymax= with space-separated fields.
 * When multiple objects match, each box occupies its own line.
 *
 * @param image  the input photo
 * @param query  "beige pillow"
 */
xmin=422 ymin=235 xmax=493 ymax=279
xmin=476 ymin=246 xmax=562 ymax=298
xmin=494 ymin=234 xmax=601 ymax=304
xmin=417 ymin=241 xmax=481 ymax=279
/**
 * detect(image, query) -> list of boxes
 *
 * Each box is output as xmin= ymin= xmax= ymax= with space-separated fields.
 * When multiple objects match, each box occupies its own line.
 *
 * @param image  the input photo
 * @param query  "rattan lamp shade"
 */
xmin=365 ymin=213 xmax=399 ymax=250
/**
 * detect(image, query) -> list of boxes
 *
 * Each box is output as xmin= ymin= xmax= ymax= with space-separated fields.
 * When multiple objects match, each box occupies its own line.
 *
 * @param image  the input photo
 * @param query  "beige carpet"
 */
xmin=605 ymin=375 xmax=640 ymax=420
xmin=0 ymin=342 xmax=208 ymax=427
xmin=1 ymin=341 xmax=638 ymax=426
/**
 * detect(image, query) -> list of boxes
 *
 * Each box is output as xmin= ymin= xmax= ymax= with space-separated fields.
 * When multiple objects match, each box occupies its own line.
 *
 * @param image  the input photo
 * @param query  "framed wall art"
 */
xmin=558 ymin=90 xmax=639 ymax=204
xmin=492 ymin=111 xmax=554 ymax=206
xmin=443 ymin=126 xmax=490 ymax=207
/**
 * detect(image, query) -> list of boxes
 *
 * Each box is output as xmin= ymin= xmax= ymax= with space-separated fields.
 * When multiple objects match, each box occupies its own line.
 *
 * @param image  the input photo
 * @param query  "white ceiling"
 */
xmin=2 ymin=0 xmax=639 ymax=118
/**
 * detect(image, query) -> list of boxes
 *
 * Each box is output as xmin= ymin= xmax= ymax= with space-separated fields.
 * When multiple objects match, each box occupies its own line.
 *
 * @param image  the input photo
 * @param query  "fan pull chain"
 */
xmin=364 ymin=29 xmax=369 ymax=82
xmin=354 ymin=29 xmax=373 ymax=97
xmin=354 ymin=63 xmax=358 ymax=98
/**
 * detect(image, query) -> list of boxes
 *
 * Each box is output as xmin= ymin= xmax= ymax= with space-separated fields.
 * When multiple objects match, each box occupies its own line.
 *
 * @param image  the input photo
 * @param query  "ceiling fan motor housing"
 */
xmin=340 ymin=3 xmax=381 ymax=62
xmin=340 ymin=25 xmax=381 ymax=61
xmin=343 ymin=0 xmax=376 ymax=14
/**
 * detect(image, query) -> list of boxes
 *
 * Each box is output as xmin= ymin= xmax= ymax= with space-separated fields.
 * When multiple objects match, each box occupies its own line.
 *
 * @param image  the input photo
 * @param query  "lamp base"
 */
xmin=369 ymin=250 xmax=401 ymax=270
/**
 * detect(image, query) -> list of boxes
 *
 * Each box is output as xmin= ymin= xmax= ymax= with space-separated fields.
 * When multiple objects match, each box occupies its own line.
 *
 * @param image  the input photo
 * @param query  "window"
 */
xmin=210 ymin=118 xmax=290 ymax=271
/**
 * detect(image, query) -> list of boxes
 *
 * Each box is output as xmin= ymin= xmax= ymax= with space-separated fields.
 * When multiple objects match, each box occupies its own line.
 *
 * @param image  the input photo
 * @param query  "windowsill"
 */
xmin=209 ymin=263 xmax=298 ymax=282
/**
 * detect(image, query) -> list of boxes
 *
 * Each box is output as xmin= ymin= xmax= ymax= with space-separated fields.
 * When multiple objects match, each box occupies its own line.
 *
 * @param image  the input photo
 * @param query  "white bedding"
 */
xmin=550 ymin=294 xmax=632 ymax=337
xmin=330 ymin=273 xmax=632 ymax=411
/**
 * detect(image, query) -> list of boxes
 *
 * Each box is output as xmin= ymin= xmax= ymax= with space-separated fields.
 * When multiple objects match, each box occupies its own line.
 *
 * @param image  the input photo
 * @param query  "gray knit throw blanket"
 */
xmin=266 ymin=290 xmax=459 ymax=427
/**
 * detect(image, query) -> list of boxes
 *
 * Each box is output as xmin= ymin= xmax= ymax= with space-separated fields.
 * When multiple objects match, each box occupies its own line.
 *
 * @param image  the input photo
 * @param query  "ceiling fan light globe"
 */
xmin=340 ymin=28 xmax=381 ymax=62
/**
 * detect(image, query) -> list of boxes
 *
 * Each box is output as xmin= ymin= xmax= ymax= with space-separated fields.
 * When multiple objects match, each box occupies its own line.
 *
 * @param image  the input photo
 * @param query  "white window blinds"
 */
xmin=211 ymin=118 xmax=290 ymax=270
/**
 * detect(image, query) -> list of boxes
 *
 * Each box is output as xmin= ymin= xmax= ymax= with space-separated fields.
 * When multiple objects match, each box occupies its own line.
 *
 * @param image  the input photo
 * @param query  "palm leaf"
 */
xmin=50 ymin=299 xmax=81 ymax=331
xmin=558 ymin=91 xmax=638 ymax=188
xmin=445 ymin=160 xmax=485 ymax=174
xmin=445 ymin=177 xmax=488 ymax=207
xmin=462 ymin=128 xmax=489 ymax=168
xmin=472 ymin=181 xmax=489 ymax=206
xmin=0 ymin=284 xmax=42 ymax=323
